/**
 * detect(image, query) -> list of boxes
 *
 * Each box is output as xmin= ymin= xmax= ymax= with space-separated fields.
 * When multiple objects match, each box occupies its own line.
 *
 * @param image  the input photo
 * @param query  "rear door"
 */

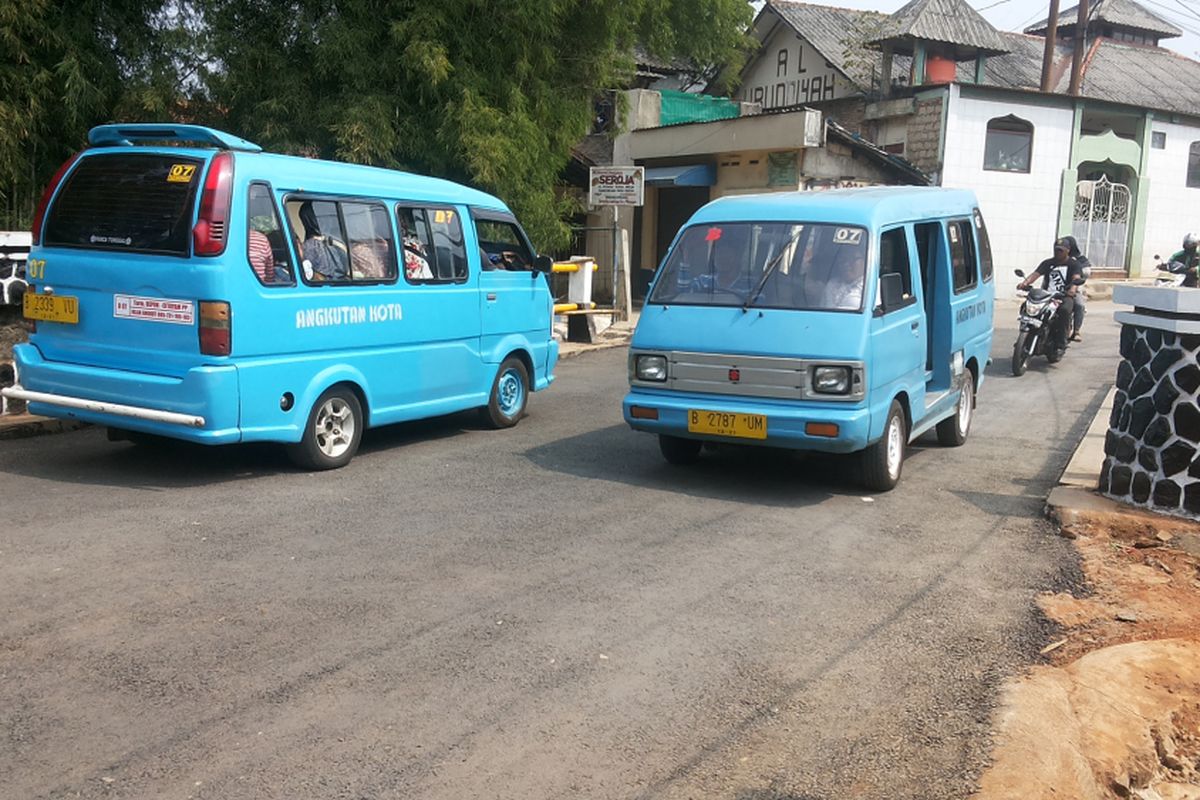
xmin=35 ymin=150 xmax=212 ymax=377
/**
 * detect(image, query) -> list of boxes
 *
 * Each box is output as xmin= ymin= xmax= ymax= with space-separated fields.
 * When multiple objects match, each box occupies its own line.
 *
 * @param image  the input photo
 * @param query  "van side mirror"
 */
xmin=533 ymin=254 xmax=554 ymax=274
xmin=878 ymin=272 xmax=905 ymax=313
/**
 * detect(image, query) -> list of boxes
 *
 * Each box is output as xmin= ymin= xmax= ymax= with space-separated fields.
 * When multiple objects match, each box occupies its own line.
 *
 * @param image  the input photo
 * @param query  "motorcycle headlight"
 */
xmin=813 ymin=365 xmax=850 ymax=394
xmin=635 ymin=354 xmax=668 ymax=382
xmin=1025 ymin=300 xmax=1048 ymax=316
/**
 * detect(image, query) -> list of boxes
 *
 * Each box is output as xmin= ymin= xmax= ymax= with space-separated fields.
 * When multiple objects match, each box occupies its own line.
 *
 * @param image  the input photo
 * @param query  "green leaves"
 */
xmin=2 ymin=0 xmax=752 ymax=246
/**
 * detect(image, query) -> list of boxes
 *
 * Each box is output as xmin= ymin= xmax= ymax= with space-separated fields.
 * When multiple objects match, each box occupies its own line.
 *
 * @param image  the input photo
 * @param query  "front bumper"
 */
xmin=622 ymin=387 xmax=873 ymax=454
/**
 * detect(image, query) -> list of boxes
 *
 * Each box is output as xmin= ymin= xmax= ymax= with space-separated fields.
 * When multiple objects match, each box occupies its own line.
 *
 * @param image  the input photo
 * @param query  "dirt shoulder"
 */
xmin=975 ymin=499 xmax=1200 ymax=799
xmin=1 ymin=309 xmax=26 ymax=363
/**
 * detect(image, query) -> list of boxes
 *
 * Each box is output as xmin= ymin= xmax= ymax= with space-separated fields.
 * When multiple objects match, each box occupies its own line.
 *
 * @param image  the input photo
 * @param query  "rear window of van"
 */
xmin=44 ymin=154 xmax=203 ymax=256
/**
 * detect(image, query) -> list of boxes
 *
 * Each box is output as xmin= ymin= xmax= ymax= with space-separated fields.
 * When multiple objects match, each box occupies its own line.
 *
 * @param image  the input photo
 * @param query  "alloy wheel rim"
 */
xmin=498 ymin=369 xmax=524 ymax=416
xmin=315 ymin=398 xmax=355 ymax=458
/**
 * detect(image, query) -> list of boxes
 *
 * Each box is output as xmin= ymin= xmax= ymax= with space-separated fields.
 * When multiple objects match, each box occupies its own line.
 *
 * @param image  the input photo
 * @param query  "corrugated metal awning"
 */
xmin=644 ymin=164 xmax=716 ymax=186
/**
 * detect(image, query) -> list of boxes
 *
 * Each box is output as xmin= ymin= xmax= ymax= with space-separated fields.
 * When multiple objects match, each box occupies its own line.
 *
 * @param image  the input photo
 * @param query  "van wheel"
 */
xmin=659 ymin=434 xmax=702 ymax=465
xmin=482 ymin=356 xmax=529 ymax=429
xmin=861 ymin=400 xmax=905 ymax=492
xmin=937 ymin=373 xmax=974 ymax=447
xmin=1012 ymin=333 xmax=1030 ymax=377
xmin=287 ymin=387 xmax=363 ymax=470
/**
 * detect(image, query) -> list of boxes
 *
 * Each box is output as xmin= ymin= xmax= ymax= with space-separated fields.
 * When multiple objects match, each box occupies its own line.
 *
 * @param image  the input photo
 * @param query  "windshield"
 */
xmin=649 ymin=222 xmax=868 ymax=312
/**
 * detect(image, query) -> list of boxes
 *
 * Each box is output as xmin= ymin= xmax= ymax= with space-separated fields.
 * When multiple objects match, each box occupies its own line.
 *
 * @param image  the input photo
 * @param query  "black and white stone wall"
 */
xmin=1100 ymin=324 xmax=1200 ymax=517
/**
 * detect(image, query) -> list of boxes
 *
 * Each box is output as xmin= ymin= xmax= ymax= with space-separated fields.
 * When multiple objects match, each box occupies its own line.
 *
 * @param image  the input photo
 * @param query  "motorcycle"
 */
xmin=1153 ymin=254 xmax=1190 ymax=287
xmin=1011 ymin=269 xmax=1085 ymax=377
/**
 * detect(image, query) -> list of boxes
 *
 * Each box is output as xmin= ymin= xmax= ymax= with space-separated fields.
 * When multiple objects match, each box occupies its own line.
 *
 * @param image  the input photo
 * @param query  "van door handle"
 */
xmin=910 ymin=321 xmax=919 ymax=331
xmin=486 ymin=293 xmax=497 ymax=301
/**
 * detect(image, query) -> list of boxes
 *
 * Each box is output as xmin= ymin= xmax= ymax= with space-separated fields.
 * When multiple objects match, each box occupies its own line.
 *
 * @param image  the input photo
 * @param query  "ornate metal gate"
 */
xmin=1072 ymin=176 xmax=1131 ymax=270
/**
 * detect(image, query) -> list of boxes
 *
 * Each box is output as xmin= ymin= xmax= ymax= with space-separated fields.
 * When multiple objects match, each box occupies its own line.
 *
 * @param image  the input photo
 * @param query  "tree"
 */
xmin=200 ymin=0 xmax=753 ymax=248
xmin=0 ymin=0 xmax=201 ymax=229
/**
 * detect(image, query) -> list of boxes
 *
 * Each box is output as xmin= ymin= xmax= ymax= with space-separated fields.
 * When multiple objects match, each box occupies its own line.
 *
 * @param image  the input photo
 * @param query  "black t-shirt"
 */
xmin=1033 ymin=257 xmax=1083 ymax=293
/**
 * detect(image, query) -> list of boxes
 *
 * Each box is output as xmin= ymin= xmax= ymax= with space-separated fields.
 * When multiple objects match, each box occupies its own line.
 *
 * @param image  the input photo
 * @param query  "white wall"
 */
xmin=941 ymin=87 xmax=1075 ymax=296
xmin=1144 ymin=120 xmax=1200 ymax=267
xmin=737 ymin=24 xmax=856 ymax=110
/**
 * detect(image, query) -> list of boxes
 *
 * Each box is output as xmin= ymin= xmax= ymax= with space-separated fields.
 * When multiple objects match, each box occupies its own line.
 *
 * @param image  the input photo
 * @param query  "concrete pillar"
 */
xmin=1101 ymin=285 xmax=1200 ymax=517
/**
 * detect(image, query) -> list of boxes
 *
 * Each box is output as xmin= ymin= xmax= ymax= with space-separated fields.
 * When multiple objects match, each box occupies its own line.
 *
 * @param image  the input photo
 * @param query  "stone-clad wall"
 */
xmin=1100 ymin=323 xmax=1200 ymax=516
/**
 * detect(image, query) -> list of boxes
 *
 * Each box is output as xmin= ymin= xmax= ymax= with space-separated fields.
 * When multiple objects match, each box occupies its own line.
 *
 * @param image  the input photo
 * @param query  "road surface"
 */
xmin=0 ymin=303 xmax=1119 ymax=799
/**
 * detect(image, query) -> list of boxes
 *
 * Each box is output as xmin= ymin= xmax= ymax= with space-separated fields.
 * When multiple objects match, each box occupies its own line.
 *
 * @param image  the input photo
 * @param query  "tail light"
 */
xmin=199 ymin=301 xmax=231 ymax=356
xmin=31 ymin=152 xmax=82 ymax=245
xmin=193 ymin=152 xmax=234 ymax=256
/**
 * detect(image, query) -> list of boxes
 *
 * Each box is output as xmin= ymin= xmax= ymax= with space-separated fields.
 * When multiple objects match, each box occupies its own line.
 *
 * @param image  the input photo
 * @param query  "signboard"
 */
xmin=589 ymin=166 xmax=644 ymax=207
xmin=113 ymin=294 xmax=195 ymax=325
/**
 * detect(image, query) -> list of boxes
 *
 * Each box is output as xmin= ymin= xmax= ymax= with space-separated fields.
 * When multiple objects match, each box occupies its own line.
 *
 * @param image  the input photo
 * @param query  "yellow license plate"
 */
xmin=24 ymin=293 xmax=79 ymax=324
xmin=687 ymin=409 xmax=767 ymax=439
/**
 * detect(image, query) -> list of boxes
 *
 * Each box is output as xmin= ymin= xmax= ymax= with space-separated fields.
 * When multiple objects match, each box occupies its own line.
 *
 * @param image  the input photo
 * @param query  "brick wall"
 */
xmin=905 ymin=99 xmax=944 ymax=176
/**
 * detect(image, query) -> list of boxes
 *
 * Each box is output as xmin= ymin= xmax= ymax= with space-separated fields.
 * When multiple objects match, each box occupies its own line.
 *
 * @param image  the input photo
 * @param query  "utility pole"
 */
xmin=1069 ymin=0 xmax=1088 ymax=95
xmin=1040 ymin=0 xmax=1061 ymax=92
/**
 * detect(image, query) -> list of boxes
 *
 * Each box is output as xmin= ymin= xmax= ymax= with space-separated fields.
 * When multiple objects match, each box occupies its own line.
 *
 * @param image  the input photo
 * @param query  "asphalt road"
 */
xmin=1 ymin=302 xmax=1119 ymax=800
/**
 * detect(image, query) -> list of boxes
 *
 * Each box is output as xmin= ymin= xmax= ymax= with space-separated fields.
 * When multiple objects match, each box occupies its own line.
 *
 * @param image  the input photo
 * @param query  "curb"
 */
xmin=557 ymin=333 xmax=632 ymax=360
xmin=0 ymin=413 xmax=87 ymax=441
xmin=1045 ymin=386 xmax=1114 ymax=525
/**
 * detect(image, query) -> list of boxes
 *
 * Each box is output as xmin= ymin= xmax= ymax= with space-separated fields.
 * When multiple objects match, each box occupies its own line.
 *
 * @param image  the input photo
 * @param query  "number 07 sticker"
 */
xmin=167 ymin=164 xmax=196 ymax=183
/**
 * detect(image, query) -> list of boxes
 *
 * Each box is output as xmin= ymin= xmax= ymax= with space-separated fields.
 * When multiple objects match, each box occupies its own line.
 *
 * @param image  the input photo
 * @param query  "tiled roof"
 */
xmin=765 ymin=2 xmax=1200 ymax=117
xmin=867 ymin=0 xmax=1010 ymax=55
xmin=1026 ymin=0 xmax=1182 ymax=38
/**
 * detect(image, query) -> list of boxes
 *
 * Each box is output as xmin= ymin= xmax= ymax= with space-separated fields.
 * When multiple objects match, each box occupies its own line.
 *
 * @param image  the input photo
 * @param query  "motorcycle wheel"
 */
xmin=1012 ymin=332 xmax=1030 ymax=377
xmin=1047 ymin=344 xmax=1062 ymax=364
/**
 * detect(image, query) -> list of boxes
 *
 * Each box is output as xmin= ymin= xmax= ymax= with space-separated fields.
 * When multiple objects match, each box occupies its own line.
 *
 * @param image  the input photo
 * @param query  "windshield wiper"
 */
xmin=743 ymin=228 xmax=803 ymax=312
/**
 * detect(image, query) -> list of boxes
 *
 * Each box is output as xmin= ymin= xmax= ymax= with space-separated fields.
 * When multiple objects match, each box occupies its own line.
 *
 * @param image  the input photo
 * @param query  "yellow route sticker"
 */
xmin=167 ymin=164 xmax=196 ymax=183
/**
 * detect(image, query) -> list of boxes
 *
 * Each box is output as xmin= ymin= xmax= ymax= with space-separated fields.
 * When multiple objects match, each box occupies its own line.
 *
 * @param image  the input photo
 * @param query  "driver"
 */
xmin=1168 ymin=233 xmax=1200 ymax=288
xmin=1017 ymin=237 xmax=1083 ymax=354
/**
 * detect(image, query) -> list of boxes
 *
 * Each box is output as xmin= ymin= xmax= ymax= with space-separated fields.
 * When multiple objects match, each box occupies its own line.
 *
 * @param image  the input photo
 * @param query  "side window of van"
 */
xmin=285 ymin=198 xmax=350 ymax=283
xmin=948 ymin=219 xmax=977 ymax=294
xmin=973 ymin=209 xmax=994 ymax=282
xmin=476 ymin=219 xmax=534 ymax=271
xmin=246 ymin=183 xmax=294 ymax=285
xmin=397 ymin=206 xmax=468 ymax=283
xmin=878 ymin=227 xmax=914 ymax=308
xmin=343 ymin=202 xmax=397 ymax=282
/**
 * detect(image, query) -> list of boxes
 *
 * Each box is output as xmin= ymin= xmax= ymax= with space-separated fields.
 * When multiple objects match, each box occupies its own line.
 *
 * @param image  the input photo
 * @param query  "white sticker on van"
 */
xmin=113 ymin=294 xmax=195 ymax=325
xmin=833 ymin=228 xmax=863 ymax=245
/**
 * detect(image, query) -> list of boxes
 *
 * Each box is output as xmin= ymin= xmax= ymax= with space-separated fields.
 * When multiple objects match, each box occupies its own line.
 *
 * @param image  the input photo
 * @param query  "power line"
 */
xmin=1169 ymin=0 xmax=1200 ymax=24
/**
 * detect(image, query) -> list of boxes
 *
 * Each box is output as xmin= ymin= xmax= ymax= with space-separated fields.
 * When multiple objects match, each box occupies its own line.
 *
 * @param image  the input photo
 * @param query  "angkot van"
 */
xmin=623 ymin=187 xmax=995 ymax=491
xmin=4 ymin=124 xmax=557 ymax=469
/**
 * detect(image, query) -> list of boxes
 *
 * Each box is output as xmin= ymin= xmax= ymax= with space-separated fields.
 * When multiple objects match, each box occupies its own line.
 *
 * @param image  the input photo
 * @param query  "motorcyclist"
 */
xmin=1060 ymin=235 xmax=1091 ymax=342
xmin=1017 ymin=237 xmax=1083 ymax=355
xmin=1167 ymin=233 xmax=1200 ymax=288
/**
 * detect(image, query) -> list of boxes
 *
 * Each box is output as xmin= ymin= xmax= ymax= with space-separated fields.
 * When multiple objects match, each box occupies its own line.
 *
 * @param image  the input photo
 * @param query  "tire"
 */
xmin=1046 ymin=345 xmax=1062 ymax=364
xmin=861 ymin=400 xmax=906 ymax=492
xmin=482 ymin=356 xmax=529 ymax=429
xmin=1011 ymin=332 xmax=1030 ymax=377
xmin=287 ymin=386 xmax=364 ymax=470
xmin=936 ymin=372 xmax=974 ymax=447
xmin=659 ymin=434 xmax=703 ymax=465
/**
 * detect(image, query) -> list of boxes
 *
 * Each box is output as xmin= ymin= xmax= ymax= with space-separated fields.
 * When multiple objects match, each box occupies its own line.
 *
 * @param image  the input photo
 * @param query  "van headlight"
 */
xmin=813 ymin=365 xmax=850 ymax=394
xmin=636 ymin=354 xmax=668 ymax=382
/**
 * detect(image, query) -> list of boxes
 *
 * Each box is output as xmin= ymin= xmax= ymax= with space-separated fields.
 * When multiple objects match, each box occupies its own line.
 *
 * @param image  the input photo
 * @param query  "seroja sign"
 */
xmin=589 ymin=166 xmax=645 ymax=207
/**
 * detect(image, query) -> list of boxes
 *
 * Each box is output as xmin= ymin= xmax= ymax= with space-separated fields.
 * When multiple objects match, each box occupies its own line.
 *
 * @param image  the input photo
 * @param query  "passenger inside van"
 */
xmin=298 ymin=201 xmax=350 ymax=281
xmin=347 ymin=204 xmax=394 ymax=281
xmin=819 ymin=250 xmax=866 ymax=310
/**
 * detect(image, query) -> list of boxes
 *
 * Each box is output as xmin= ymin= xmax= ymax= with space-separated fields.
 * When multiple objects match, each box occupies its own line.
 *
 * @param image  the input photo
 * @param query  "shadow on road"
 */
xmin=0 ymin=410 xmax=485 ymax=489
xmin=523 ymin=423 xmax=947 ymax=508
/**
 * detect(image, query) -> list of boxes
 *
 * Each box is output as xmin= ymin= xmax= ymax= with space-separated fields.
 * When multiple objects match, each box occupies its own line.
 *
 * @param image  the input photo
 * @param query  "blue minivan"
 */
xmin=4 ymin=124 xmax=557 ymax=469
xmin=623 ymin=187 xmax=994 ymax=490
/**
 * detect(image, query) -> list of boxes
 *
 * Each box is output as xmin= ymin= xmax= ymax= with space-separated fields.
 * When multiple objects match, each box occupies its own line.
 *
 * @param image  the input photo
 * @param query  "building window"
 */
xmin=1152 ymin=131 xmax=1166 ymax=149
xmin=983 ymin=115 xmax=1033 ymax=173
xmin=1189 ymin=142 xmax=1200 ymax=188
